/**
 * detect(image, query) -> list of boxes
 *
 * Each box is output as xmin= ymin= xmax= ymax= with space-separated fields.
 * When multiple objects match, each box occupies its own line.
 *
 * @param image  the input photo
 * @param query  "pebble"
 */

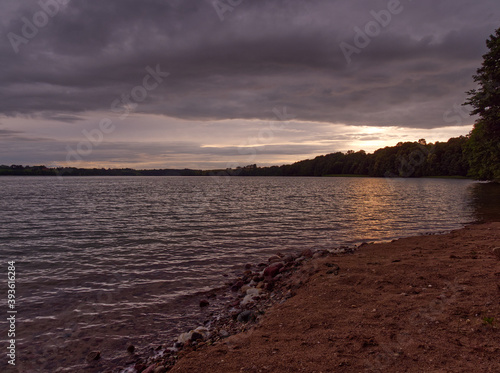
xmin=268 ymin=255 xmax=282 ymax=263
xmin=193 ymin=326 xmax=210 ymax=339
xmin=237 ymin=310 xmax=256 ymax=323
xmin=283 ymin=254 xmax=295 ymax=263
xmin=241 ymin=289 xmax=260 ymax=306
xmin=300 ymin=248 xmax=314 ymax=258
xmin=177 ymin=332 xmax=192 ymax=344
xmin=199 ymin=299 xmax=210 ymax=307
xmin=177 ymin=327 xmax=210 ymax=345
xmin=231 ymin=280 xmax=245 ymax=292
xmin=142 ymin=364 xmax=158 ymax=373
xmin=263 ymin=262 xmax=284 ymax=278
xmin=240 ymin=285 xmax=251 ymax=293
xmin=190 ymin=332 xmax=204 ymax=342
xmin=86 ymin=351 xmax=100 ymax=361
xmin=127 ymin=344 xmax=135 ymax=353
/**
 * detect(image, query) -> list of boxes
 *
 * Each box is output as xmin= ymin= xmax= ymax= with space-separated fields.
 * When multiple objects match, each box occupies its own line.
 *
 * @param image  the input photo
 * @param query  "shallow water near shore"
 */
xmin=0 ymin=176 xmax=498 ymax=372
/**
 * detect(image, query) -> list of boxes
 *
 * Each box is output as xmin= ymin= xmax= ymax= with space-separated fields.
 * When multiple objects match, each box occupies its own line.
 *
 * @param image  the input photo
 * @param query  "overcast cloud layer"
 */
xmin=0 ymin=0 xmax=498 ymax=168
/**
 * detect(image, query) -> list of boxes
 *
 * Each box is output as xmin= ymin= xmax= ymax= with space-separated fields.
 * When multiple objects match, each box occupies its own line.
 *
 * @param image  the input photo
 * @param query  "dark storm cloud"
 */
xmin=0 ymin=126 xmax=53 ymax=141
xmin=0 ymin=0 xmax=498 ymax=128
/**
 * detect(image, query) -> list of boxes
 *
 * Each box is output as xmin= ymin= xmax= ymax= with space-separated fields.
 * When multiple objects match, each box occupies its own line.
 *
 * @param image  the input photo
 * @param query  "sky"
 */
xmin=0 ymin=0 xmax=499 ymax=169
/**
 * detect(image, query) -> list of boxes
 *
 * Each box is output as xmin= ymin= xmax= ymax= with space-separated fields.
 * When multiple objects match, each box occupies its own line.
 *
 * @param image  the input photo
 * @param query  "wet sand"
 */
xmin=167 ymin=222 xmax=500 ymax=372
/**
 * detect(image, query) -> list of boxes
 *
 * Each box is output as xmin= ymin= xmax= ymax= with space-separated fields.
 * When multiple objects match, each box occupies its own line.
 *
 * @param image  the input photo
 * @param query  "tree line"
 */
xmin=0 ymin=165 xmax=203 ymax=177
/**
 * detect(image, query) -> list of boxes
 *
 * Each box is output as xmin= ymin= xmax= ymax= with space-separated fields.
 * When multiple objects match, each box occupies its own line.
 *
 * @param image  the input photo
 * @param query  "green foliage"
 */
xmin=464 ymin=28 xmax=500 ymax=181
xmin=482 ymin=316 xmax=495 ymax=326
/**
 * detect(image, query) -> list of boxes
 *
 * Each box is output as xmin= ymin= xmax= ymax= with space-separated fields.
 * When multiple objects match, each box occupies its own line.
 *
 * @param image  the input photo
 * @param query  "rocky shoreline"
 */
xmin=115 ymin=246 xmax=358 ymax=373
xmin=96 ymin=222 xmax=500 ymax=372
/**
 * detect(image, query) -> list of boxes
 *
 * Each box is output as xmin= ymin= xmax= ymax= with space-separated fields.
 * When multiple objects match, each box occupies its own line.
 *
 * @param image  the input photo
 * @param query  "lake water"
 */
xmin=0 ymin=176 xmax=498 ymax=372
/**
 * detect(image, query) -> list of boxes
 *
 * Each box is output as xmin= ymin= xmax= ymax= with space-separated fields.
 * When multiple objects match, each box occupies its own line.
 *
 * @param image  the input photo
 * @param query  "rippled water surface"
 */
xmin=0 ymin=176 xmax=496 ymax=372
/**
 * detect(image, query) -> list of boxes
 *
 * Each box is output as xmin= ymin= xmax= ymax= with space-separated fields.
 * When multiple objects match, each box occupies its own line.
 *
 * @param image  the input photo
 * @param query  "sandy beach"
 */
xmin=156 ymin=222 xmax=500 ymax=373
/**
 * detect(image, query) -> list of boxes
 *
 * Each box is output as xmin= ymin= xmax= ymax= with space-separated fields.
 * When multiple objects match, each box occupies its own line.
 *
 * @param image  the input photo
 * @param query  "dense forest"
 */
xmin=0 ymin=136 xmax=471 ymax=178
